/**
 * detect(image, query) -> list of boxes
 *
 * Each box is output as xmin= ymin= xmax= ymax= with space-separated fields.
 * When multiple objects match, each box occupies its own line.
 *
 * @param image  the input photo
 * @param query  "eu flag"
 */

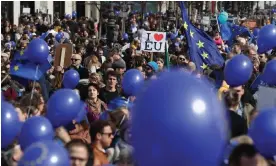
xmin=227 ymin=24 xmax=253 ymax=47
xmin=179 ymin=2 xmax=224 ymax=71
xmin=219 ymin=22 xmax=232 ymax=41
xmin=13 ymin=50 xmax=28 ymax=61
xmin=10 ymin=55 xmax=52 ymax=81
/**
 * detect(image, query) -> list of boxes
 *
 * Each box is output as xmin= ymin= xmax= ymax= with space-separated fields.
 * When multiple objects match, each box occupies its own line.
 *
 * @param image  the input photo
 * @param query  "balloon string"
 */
xmin=27 ymin=65 xmax=39 ymax=118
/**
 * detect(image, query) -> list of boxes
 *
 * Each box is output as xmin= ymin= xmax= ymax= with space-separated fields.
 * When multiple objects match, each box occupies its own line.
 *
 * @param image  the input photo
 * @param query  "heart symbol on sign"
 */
xmin=154 ymin=33 xmax=164 ymax=41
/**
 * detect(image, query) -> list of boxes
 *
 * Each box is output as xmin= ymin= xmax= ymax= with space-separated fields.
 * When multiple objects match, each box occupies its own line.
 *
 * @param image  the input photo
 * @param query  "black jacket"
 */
xmin=228 ymin=110 xmax=248 ymax=138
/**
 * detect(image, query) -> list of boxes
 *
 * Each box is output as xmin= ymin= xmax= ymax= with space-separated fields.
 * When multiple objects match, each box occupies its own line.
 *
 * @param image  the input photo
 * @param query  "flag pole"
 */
xmin=27 ymin=65 xmax=39 ymax=118
xmin=215 ymin=1 xmax=221 ymax=33
xmin=165 ymin=42 xmax=170 ymax=69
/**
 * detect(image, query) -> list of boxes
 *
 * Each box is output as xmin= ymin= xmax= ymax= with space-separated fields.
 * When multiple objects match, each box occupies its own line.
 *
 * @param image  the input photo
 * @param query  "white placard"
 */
xmin=23 ymin=8 xmax=30 ymax=14
xmin=141 ymin=31 xmax=166 ymax=52
xmin=256 ymin=86 xmax=276 ymax=111
xmin=202 ymin=16 xmax=210 ymax=25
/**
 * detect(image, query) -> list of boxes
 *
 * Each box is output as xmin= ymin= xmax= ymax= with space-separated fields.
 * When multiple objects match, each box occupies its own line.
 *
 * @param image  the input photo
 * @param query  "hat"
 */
xmin=147 ymin=61 xmax=159 ymax=72
xmin=112 ymin=59 xmax=126 ymax=69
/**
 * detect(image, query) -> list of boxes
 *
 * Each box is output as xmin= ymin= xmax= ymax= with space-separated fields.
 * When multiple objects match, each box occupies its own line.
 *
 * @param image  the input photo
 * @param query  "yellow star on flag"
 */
xmin=200 ymin=63 xmax=208 ymax=70
xmin=183 ymin=22 xmax=188 ymax=30
xmin=190 ymin=30 xmax=194 ymax=38
xmin=20 ymin=50 xmax=24 ymax=56
xmin=14 ymin=65 xmax=19 ymax=71
xmin=201 ymin=51 xmax=209 ymax=59
xmin=196 ymin=40 xmax=204 ymax=48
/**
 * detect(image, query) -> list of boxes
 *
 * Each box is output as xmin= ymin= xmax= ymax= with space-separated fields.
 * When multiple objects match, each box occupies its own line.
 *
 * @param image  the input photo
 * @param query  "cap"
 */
xmin=147 ymin=61 xmax=159 ymax=72
xmin=112 ymin=59 xmax=126 ymax=69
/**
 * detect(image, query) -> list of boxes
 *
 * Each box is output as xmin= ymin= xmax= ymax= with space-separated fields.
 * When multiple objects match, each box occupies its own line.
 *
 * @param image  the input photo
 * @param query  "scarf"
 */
xmin=86 ymin=98 xmax=107 ymax=123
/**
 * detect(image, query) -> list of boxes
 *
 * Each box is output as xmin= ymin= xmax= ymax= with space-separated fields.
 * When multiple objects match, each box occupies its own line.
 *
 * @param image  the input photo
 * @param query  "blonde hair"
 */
xmin=87 ymin=56 xmax=101 ymax=71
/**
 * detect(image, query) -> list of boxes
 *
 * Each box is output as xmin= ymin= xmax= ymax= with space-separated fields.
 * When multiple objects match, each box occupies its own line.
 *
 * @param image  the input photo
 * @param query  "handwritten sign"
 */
xmin=54 ymin=44 xmax=73 ymax=68
xmin=141 ymin=31 xmax=166 ymax=52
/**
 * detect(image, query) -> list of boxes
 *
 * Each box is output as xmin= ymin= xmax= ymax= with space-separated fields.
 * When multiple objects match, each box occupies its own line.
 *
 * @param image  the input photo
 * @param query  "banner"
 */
xmin=141 ymin=31 xmax=166 ymax=52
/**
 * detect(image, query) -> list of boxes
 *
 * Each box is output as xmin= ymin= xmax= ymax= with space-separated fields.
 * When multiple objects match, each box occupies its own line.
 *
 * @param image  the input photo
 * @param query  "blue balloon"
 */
xmin=1 ymin=102 xmax=22 ymax=149
xmin=26 ymin=38 xmax=49 ymax=64
xmin=218 ymin=12 xmax=228 ymax=24
xmin=46 ymin=89 xmax=81 ymax=128
xmin=249 ymin=108 xmax=276 ymax=158
xmin=257 ymin=24 xmax=276 ymax=54
xmin=74 ymin=102 xmax=87 ymax=123
xmin=63 ymin=69 xmax=80 ymax=89
xmin=19 ymin=116 xmax=54 ymax=150
xmin=123 ymin=33 xmax=128 ymax=40
xmin=224 ymin=54 xmax=253 ymax=87
xmin=108 ymin=97 xmax=133 ymax=110
xmin=253 ymin=28 xmax=260 ymax=37
xmin=115 ymin=10 xmax=120 ymax=16
xmin=18 ymin=141 xmax=70 ymax=166
xmin=132 ymin=70 xmax=228 ymax=166
xmin=72 ymin=11 xmax=77 ymax=17
xmin=261 ymin=60 xmax=276 ymax=86
xmin=55 ymin=33 xmax=63 ymax=42
xmin=122 ymin=69 xmax=144 ymax=96
xmin=65 ymin=14 xmax=71 ymax=19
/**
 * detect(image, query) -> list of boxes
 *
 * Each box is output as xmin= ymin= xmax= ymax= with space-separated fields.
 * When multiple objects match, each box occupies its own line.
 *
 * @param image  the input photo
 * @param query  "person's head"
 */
xmin=112 ymin=60 xmax=126 ymax=75
xmin=65 ymin=139 xmax=93 ymax=166
xmin=5 ymin=35 xmax=11 ymax=41
xmin=111 ymin=48 xmax=121 ymax=60
xmin=89 ymin=72 xmax=103 ymax=85
xmin=19 ymin=92 xmax=45 ymax=116
xmin=88 ymin=83 xmax=100 ymax=100
xmin=230 ymin=85 xmax=245 ymax=101
xmin=229 ymin=144 xmax=268 ymax=166
xmin=106 ymin=71 xmax=118 ymax=89
xmin=187 ymin=62 xmax=196 ymax=72
xmin=259 ymin=54 xmax=268 ymax=63
xmin=10 ymin=101 xmax=27 ymax=122
xmin=224 ymin=89 xmax=240 ymax=110
xmin=97 ymin=47 xmax=103 ymax=57
xmin=244 ymin=46 xmax=258 ymax=61
xmin=177 ymin=54 xmax=189 ymax=66
xmin=156 ymin=58 xmax=164 ymax=71
xmin=28 ymin=82 xmax=42 ymax=94
xmin=107 ymin=107 xmax=130 ymax=129
xmin=227 ymin=52 xmax=235 ymax=59
xmin=214 ymin=31 xmax=220 ymax=39
xmin=1 ymin=52 xmax=10 ymax=63
xmin=71 ymin=54 xmax=82 ymax=68
xmin=232 ymin=44 xmax=242 ymax=55
xmin=90 ymin=120 xmax=114 ymax=148
xmin=3 ymin=144 xmax=23 ymax=166
xmin=136 ymin=66 xmax=146 ymax=79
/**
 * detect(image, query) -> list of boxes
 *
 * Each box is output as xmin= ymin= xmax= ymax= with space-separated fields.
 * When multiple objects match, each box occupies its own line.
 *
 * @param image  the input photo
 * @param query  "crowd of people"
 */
xmin=1 ymin=3 xmax=276 ymax=166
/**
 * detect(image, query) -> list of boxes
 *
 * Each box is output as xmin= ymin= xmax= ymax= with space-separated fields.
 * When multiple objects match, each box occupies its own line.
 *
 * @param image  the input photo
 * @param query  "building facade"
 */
xmin=2 ymin=1 xmax=275 ymax=26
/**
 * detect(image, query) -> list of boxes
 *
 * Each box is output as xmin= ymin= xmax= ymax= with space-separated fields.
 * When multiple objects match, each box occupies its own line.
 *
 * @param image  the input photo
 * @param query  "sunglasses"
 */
xmin=179 ymin=57 xmax=186 ymax=61
xmin=71 ymin=58 xmax=80 ymax=62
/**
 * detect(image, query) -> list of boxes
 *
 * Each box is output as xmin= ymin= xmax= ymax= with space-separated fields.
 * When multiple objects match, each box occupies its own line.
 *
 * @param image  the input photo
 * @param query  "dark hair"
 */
xmin=88 ymin=83 xmax=100 ymax=93
xmin=89 ymin=120 xmax=112 ymax=142
xmin=224 ymin=89 xmax=240 ymax=108
xmin=65 ymin=139 xmax=94 ymax=166
xmin=229 ymin=144 xmax=259 ymax=166
xmin=106 ymin=71 xmax=118 ymax=81
xmin=19 ymin=92 xmax=42 ymax=109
